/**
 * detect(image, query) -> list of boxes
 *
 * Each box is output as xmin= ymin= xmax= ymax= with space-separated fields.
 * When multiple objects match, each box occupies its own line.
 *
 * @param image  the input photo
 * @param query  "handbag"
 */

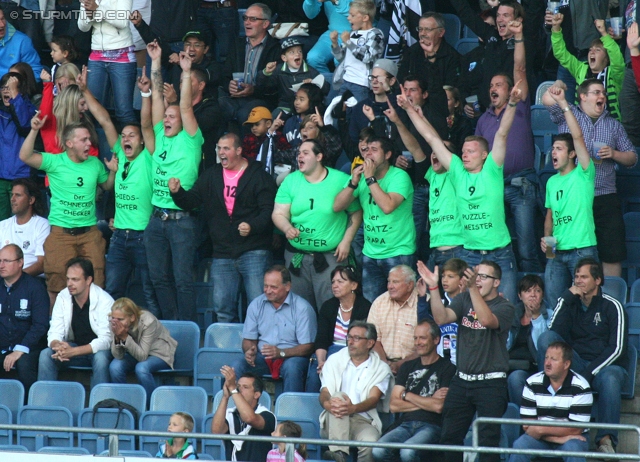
xmin=269 ymin=22 xmax=309 ymax=39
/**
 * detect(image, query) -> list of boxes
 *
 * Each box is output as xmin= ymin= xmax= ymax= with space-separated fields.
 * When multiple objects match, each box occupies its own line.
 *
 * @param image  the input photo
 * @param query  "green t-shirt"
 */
xmin=545 ymin=161 xmax=597 ymax=250
xmin=353 ymin=166 xmax=415 ymax=259
xmin=152 ymin=121 xmax=203 ymax=209
xmin=425 ymin=167 xmax=464 ymax=248
xmin=40 ymin=152 xmax=108 ymax=228
xmin=276 ymin=168 xmax=361 ymax=252
xmin=113 ymin=138 xmax=154 ymax=231
xmin=448 ymin=153 xmax=510 ymax=250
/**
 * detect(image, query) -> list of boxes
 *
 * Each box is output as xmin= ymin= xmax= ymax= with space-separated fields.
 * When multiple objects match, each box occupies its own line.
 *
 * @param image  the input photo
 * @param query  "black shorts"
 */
xmin=593 ymin=193 xmax=627 ymax=263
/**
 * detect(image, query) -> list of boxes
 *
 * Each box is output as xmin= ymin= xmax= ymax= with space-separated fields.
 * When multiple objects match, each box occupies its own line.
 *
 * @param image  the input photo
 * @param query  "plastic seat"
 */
xmin=274 ymin=392 xmax=323 ymax=459
xmin=100 ymin=449 xmax=154 ymax=457
xmin=78 ymin=407 xmax=136 ymax=454
xmin=0 ymin=405 xmax=12 ymax=445
xmin=29 ymin=380 xmax=85 ymax=423
xmin=17 ymin=405 xmax=74 ymax=451
xmin=156 ymin=321 xmax=200 ymax=379
xmin=531 ymin=104 xmax=558 ymax=154
xmin=38 ymin=446 xmax=91 ymax=454
xmin=455 ymin=38 xmax=479 ymax=55
xmin=89 ymin=383 xmax=147 ymax=416
xmin=622 ymin=344 xmax=637 ymax=399
xmin=139 ymin=410 xmax=195 ymax=454
xmin=626 ymin=302 xmax=640 ymax=350
xmin=195 ymin=348 xmax=245 ymax=397
xmin=204 ymin=323 xmax=244 ymax=349
xmin=630 ymin=279 xmax=640 ymax=303
xmin=463 ymin=25 xmax=478 ymax=39
xmin=0 ymin=379 xmax=23 ymax=423
xmin=0 ymin=444 xmax=28 ymax=452
xmin=212 ymin=389 xmax=271 ymax=412
xmin=443 ymin=13 xmax=462 ymax=47
xmin=201 ymin=416 xmax=228 ymax=460
xmin=150 ymin=386 xmax=208 ymax=429
xmin=623 ymin=212 xmax=640 ymax=284
xmin=602 ymin=276 xmax=628 ymax=305
xmin=535 ymin=81 xmax=555 ymax=105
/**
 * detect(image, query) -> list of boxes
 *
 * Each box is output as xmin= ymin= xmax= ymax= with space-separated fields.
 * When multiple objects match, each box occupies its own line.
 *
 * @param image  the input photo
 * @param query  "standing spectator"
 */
xmin=196 ymin=0 xmax=238 ymax=64
xmin=443 ymin=85 xmax=473 ymax=152
xmin=0 ymin=7 xmax=43 ymax=81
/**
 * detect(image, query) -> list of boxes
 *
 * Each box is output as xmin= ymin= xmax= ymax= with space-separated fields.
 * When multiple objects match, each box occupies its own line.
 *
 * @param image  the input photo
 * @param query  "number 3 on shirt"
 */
xmin=77 ymin=177 xmax=84 ymax=187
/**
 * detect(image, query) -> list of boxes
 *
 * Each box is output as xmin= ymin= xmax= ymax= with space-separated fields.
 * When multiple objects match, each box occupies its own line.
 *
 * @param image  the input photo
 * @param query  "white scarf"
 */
xmin=225 ymin=404 xmax=271 ymax=461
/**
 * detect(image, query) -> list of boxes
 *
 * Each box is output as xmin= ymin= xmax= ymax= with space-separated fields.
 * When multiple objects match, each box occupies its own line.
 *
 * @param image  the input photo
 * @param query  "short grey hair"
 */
xmin=389 ymin=265 xmax=416 ymax=284
xmin=421 ymin=12 xmax=446 ymax=29
xmin=250 ymin=3 xmax=272 ymax=22
xmin=348 ymin=321 xmax=378 ymax=342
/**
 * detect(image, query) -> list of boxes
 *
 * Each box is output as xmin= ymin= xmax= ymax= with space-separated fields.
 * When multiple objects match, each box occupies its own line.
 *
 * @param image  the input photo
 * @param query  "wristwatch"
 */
xmin=279 ymin=349 xmax=286 ymax=358
xmin=347 ymin=180 xmax=358 ymax=189
xmin=365 ymin=176 xmax=377 ymax=186
xmin=230 ymin=388 xmax=239 ymax=395
xmin=401 ymin=391 xmax=407 ymax=401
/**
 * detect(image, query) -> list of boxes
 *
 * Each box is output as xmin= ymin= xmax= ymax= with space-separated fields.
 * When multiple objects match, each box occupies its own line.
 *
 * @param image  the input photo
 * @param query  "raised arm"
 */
xmin=384 ymin=99 xmax=426 ymax=163
xmin=547 ymin=86 xmax=590 ymax=170
xmin=19 ymin=113 xmax=47 ymax=169
xmin=137 ymin=66 xmax=155 ymax=153
xmin=492 ymin=81 xmax=523 ymax=167
xmin=416 ymin=261 xmax=458 ymax=325
xmin=178 ymin=52 xmax=199 ymax=136
xmin=148 ymin=41 xmax=165 ymax=127
xmin=77 ymin=66 xmax=118 ymax=148
xmin=509 ymin=19 xmax=528 ymax=99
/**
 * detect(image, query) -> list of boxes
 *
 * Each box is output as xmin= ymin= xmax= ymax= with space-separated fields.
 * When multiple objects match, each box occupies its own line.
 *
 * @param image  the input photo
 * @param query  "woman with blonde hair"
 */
xmin=109 ymin=297 xmax=177 ymax=397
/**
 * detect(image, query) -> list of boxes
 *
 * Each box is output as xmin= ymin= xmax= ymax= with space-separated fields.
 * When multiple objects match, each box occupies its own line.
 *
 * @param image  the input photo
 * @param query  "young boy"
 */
xmin=241 ymin=106 xmax=290 ymax=172
xmin=550 ymin=14 xmax=625 ymax=120
xmin=257 ymin=37 xmax=329 ymax=115
xmin=155 ymin=412 xmax=196 ymax=459
xmin=330 ymin=0 xmax=385 ymax=102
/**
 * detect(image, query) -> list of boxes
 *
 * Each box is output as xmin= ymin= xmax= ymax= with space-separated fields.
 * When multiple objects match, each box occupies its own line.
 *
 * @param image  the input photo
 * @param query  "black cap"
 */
xmin=182 ymin=31 xmax=209 ymax=47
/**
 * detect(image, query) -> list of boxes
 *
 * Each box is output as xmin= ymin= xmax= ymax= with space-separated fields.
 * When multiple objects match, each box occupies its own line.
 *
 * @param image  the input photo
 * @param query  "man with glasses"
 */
xmin=0 ymin=244 xmax=49 ymax=398
xmin=319 ymin=321 xmax=393 ymax=462
xmin=219 ymin=3 xmax=281 ymax=133
xmin=420 ymin=261 xmax=515 ymax=462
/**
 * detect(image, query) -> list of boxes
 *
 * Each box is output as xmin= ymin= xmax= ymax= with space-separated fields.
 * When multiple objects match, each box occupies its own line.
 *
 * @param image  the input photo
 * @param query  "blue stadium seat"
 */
xmin=0 ymin=379 xmax=23 ymax=423
xmin=17 ymin=405 xmax=74 ymax=451
xmin=195 ymin=348 xmax=245 ymax=397
xmin=198 ymin=453 xmax=216 ymax=460
xmin=156 ymin=321 xmax=200 ymax=381
xmin=531 ymin=104 xmax=558 ymax=154
xmin=0 ymin=444 xmax=28 ymax=452
xmin=602 ymin=276 xmax=628 ymax=305
xmin=150 ymin=386 xmax=208 ymax=430
xmin=630 ymin=279 xmax=640 ymax=303
xmin=204 ymin=323 xmax=244 ymax=349
xmin=78 ymin=407 xmax=136 ymax=454
xmin=199 ymin=422 xmax=226 ymax=461
xmin=238 ymin=9 xmax=247 ymax=37
xmin=0 ymin=405 xmax=12 ymax=445
xmin=463 ymin=25 xmax=478 ymax=39
xmin=89 ymin=383 xmax=147 ymax=416
xmin=443 ymin=13 xmax=462 ymax=47
xmin=535 ymin=81 xmax=555 ymax=105
xmin=455 ymin=38 xmax=479 ymax=55
xmin=100 ymin=449 xmax=154 ymax=457
xmin=623 ymin=212 xmax=640 ymax=284
xmin=29 ymin=380 xmax=85 ymax=423
xmin=212 ymin=389 xmax=271 ymax=412
xmin=274 ymin=392 xmax=323 ymax=459
xmin=38 ymin=446 xmax=91 ymax=455
xmin=622 ymin=344 xmax=637 ymax=399
xmin=139 ymin=410 xmax=194 ymax=454
xmin=625 ymin=302 xmax=640 ymax=350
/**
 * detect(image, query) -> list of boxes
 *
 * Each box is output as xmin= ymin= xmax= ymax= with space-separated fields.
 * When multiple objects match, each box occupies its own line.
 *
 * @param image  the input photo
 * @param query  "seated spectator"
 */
xmin=550 ymin=14 xmax=624 ymax=120
xmin=444 ymin=85 xmax=473 ymax=152
xmin=509 ymin=342 xmax=593 ymax=462
xmin=267 ymin=421 xmax=308 ymax=462
xmin=109 ymin=297 xmax=177 ymax=398
xmin=283 ymin=83 xmax=326 ymax=149
xmin=9 ymin=63 xmax=39 ymax=105
xmin=0 ymin=179 xmax=49 ymax=277
xmin=307 ymin=265 xmax=371 ymax=392
xmin=330 ymin=0 xmax=384 ymax=102
xmin=0 ymin=244 xmax=49 ymax=398
xmin=155 ymin=412 xmax=197 ymax=459
xmin=241 ymin=106 xmax=290 ymax=164
xmin=320 ymin=321 xmax=393 ymax=462
xmin=38 ymin=258 xmax=113 ymax=389
xmin=234 ymin=265 xmax=317 ymax=392
xmin=507 ymin=274 xmax=549 ymax=406
xmin=0 ymin=7 xmax=43 ymax=81
xmin=303 ymin=0 xmax=352 ymax=74
xmin=211 ymin=369 xmax=276 ymax=462
xmin=373 ymin=320 xmax=456 ymax=462
xmin=537 ymin=258 xmax=628 ymax=455
xmin=366 ymin=265 xmax=419 ymax=373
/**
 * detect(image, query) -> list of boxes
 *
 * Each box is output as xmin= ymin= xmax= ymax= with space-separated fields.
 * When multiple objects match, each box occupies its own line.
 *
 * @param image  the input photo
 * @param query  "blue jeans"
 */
xmin=196 ymin=6 xmax=238 ymax=63
xmin=144 ymin=215 xmax=198 ymax=322
xmin=305 ymin=343 xmax=344 ymax=393
xmin=427 ymin=246 xmax=465 ymax=271
xmin=341 ymin=81 xmax=370 ymax=102
xmin=38 ymin=346 xmax=112 ymax=389
xmin=106 ymin=229 xmax=160 ymax=318
xmin=87 ymin=59 xmax=136 ymax=125
xmin=362 ymin=254 xmax=416 ymax=304
xmin=537 ymin=330 xmax=627 ymax=446
xmin=233 ymin=350 xmax=308 ymax=393
xmin=544 ymin=246 xmax=598 ymax=311
xmin=211 ymin=250 xmax=272 ymax=323
xmin=373 ymin=420 xmax=442 ymax=462
xmin=509 ymin=433 xmax=588 ymax=462
xmin=504 ymin=178 xmax=542 ymax=273
xmin=507 ymin=369 xmax=531 ymax=407
xmin=109 ymin=353 xmax=169 ymax=398
xmin=459 ymin=245 xmax=518 ymax=304
xmin=557 ymin=65 xmax=577 ymax=106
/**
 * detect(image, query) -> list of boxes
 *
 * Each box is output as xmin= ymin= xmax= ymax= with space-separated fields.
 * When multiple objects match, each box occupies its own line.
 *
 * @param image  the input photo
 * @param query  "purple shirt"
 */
xmin=475 ymin=95 xmax=535 ymax=177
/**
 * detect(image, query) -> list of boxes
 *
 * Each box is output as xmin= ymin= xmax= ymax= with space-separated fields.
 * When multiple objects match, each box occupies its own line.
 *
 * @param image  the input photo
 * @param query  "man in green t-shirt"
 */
xmin=541 ymin=85 xmax=598 ymax=310
xmin=400 ymin=82 xmax=521 ymax=303
xmin=334 ymin=136 xmax=415 ymax=303
xmin=19 ymin=116 xmax=116 ymax=304
xmin=141 ymin=42 xmax=203 ymax=322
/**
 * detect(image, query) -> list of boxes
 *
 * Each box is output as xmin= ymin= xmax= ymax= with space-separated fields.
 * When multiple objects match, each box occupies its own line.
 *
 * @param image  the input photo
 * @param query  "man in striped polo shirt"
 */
xmin=510 ymin=341 xmax=593 ymax=462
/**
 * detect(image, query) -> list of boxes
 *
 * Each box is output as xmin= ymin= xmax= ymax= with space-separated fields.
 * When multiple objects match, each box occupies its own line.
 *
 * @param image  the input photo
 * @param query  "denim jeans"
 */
xmin=109 ymin=352 xmax=169 ymax=398
xmin=106 ymin=229 xmax=160 ymax=318
xmin=507 ymin=369 xmax=531 ymax=407
xmin=504 ymin=178 xmax=542 ymax=273
xmin=537 ymin=330 xmax=627 ymax=446
xmin=233 ymin=350 xmax=309 ymax=393
xmin=544 ymin=246 xmax=598 ymax=311
xmin=305 ymin=343 xmax=344 ymax=393
xmin=459 ymin=245 xmax=518 ymax=303
xmin=144 ymin=215 xmax=198 ymax=322
xmin=362 ymin=254 xmax=416 ymax=304
xmin=373 ymin=420 xmax=442 ymax=462
xmin=196 ymin=6 xmax=238 ymax=63
xmin=341 ymin=81 xmax=370 ymax=103
xmin=211 ymin=250 xmax=272 ymax=323
xmin=38 ymin=346 xmax=112 ymax=389
xmin=509 ymin=433 xmax=588 ymax=462
xmin=427 ymin=246 xmax=465 ymax=271
xmin=87 ymin=59 xmax=137 ymax=125
xmin=557 ymin=65 xmax=577 ymax=107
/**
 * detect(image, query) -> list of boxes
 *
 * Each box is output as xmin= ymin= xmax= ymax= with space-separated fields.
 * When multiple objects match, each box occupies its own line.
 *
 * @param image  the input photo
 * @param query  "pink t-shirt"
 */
xmin=266 ymin=448 xmax=305 ymax=461
xmin=223 ymin=168 xmax=245 ymax=216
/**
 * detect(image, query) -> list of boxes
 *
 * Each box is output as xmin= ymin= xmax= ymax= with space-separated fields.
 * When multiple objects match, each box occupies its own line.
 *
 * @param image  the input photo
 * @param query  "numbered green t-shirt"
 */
xmin=353 ymin=166 xmax=415 ymax=259
xmin=448 ymin=153 xmax=510 ymax=250
xmin=40 ymin=152 xmax=108 ymax=228
xmin=276 ymin=168 xmax=360 ymax=252
xmin=152 ymin=122 xmax=203 ymax=209
xmin=545 ymin=161 xmax=596 ymax=250
xmin=113 ymin=138 xmax=154 ymax=231
xmin=425 ymin=168 xmax=464 ymax=248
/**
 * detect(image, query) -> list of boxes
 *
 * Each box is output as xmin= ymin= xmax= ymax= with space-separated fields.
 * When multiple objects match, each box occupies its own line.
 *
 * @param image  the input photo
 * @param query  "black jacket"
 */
xmin=150 ymin=0 xmax=199 ymax=43
xmin=315 ymin=295 xmax=372 ymax=351
xmin=171 ymin=160 xmax=277 ymax=259
xmin=397 ymin=39 xmax=461 ymax=89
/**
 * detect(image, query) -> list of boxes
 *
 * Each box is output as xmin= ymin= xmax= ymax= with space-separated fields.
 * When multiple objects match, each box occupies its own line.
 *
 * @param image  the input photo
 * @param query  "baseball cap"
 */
xmin=182 ymin=31 xmax=209 ymax=47
xmin=281 ymin=37 xmax=303 ymax=51
xmin=244 ymin=106 xmax=273 ymax=124
xmin=372 ymin=58 xmax=398 ymax=78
